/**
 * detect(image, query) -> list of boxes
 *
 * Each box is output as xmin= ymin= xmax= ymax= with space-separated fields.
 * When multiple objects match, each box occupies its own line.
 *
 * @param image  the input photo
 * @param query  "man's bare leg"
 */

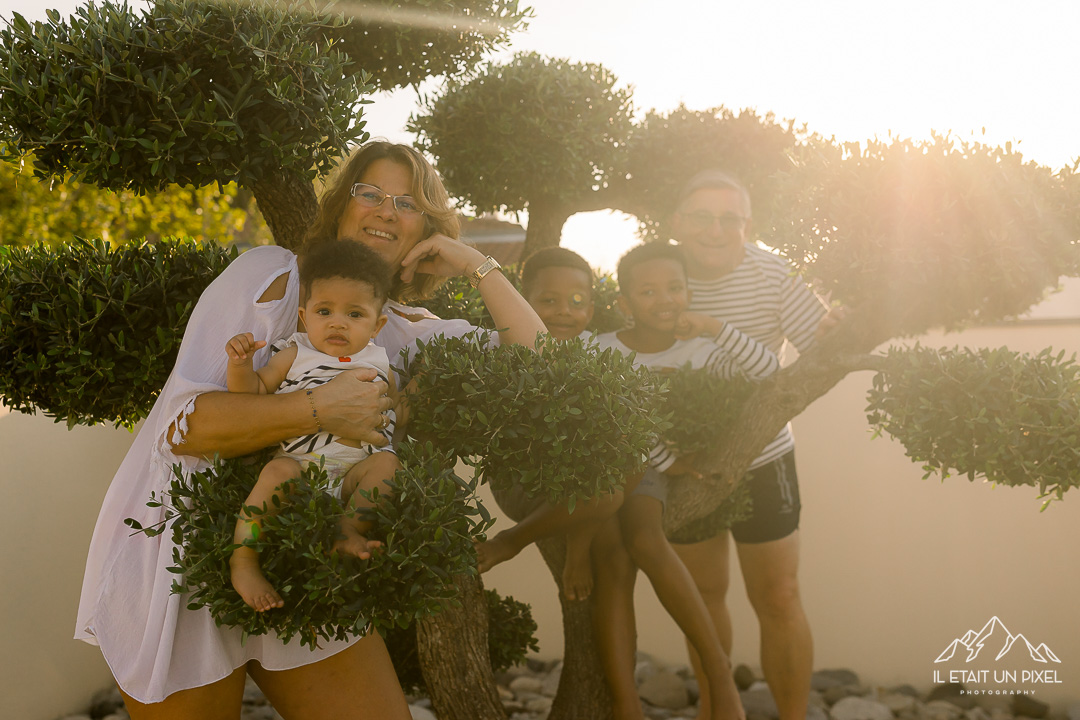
xmin=674 ymin=532 xmax=734 ymax=720
xmin=737 ymin=532 xmax=812 ymax=720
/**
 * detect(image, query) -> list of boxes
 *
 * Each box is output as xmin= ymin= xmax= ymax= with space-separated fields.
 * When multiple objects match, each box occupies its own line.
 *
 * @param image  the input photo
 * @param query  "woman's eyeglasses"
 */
xmin=350 ymin=183 xmax=425 ymax=216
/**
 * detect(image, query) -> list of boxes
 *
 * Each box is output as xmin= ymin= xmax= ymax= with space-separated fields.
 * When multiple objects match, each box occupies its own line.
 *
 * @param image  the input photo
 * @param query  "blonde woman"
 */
xmin=76 ymin=142 xmax=545 ymax=719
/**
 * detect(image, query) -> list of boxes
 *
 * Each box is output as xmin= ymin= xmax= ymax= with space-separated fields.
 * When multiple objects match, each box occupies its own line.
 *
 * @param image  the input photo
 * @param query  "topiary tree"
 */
xmin=620 ymin=104 xmax=803 ymax=243
xmin=409 ymin=51 xmax=635 ymax=257
xmin=0 ymin=0 xmax=527 ymax=249
xmin=5 ymin=7 xmax=1080 ymax=719
xmin=415 ymin=63 xmax=1080 ymax=715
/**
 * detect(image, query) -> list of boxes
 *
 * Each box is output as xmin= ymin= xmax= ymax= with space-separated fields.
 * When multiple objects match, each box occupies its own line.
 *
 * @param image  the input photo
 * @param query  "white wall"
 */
xmin=0 ymin=408 xmax=137 ymax=719
xmin=4 ymin=320 xmax=1079 ymax=718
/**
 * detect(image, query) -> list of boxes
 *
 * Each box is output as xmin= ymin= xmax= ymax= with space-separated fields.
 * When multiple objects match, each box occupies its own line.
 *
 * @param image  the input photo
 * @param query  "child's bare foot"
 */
xmin=230 ymin=549 xmax=284 ymax=612
xmin=473 ymin=531 xmax=522 ymax=573
xmin=562 ymin=538 xmax=594 ymax=601
xmin=333 ymin=522 xmax=384 ymax=560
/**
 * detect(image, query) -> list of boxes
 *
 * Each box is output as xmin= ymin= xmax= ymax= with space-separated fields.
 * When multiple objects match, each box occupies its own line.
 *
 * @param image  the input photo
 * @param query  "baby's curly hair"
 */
xmin=299 ymin=237 xmax=393 ymax=306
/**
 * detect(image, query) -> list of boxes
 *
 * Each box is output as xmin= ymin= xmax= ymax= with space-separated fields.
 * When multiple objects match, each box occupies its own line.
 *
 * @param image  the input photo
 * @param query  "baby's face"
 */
xmin=525 ymin=266 xmax=595 ymax=341
xmin=299 ymin=277 xmax=387 ymax=357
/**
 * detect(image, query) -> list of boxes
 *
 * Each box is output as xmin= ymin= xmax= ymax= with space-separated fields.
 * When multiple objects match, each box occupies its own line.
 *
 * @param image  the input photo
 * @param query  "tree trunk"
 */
xmin=416 ymin=573 xmax=507 ymax=720
xmin=491 ymin=486 xmax=615 ymax=720
xmin=535 ymin=537 xmax=615 ymax=720
xmin=664 ymin=331 xmax=890 ymax=534
xmin=523 ymin=197 xmax=574 ymax=259
xmin=250 ymin=169 xmax=319 ymax=250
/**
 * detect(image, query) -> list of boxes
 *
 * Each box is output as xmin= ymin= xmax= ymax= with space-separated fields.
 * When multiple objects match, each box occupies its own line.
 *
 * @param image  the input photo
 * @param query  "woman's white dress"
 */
xmin=75 ymin=246 xmax=479 ymax=703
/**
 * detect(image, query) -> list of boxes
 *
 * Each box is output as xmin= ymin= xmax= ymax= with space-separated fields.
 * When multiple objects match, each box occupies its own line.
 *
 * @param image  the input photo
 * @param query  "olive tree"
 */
xmin=414 ymin=56 xmax=1080 ymax=717
xmin=409 ymin=51 xmax=635 ymax=257
xmin=0 ymin=0 xmax=527 ymax=248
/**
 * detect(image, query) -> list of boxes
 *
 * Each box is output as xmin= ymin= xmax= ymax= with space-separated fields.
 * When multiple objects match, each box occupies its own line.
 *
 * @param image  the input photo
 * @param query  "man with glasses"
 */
xmin=670 ymin=170 xmax=829 ymax=720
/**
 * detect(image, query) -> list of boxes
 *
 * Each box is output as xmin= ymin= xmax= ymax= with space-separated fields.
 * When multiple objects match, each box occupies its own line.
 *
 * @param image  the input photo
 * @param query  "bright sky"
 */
xmin=4 ymin=0 xmax=1079 ymax=271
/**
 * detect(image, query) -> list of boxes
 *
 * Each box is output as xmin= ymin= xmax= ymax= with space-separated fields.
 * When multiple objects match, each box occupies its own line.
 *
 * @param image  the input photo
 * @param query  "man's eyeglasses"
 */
xmin=679 ymin=211 xmax=748 ymax=233
xmin=350 ymin=183 xmax=425 ymax=216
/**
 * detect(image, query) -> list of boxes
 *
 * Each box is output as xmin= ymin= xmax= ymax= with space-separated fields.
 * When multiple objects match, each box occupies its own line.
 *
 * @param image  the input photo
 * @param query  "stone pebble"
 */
xmin=60 ymin=661 xmax=1071 ymax=720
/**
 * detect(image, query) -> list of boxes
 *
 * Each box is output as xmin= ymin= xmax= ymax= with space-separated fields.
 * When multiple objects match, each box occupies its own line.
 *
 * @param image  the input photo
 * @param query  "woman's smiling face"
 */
xmin=336 ymin=157 xmax=428 ymax=271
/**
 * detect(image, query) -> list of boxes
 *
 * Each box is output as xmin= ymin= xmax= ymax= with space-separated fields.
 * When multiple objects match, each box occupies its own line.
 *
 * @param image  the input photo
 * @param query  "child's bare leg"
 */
xmin=335 ymin=451 xmax=399 ymax=559
xmin=590 ymin=516 xmax=644 ymax=720
xmin=620 ymin=495 xmax=745 ymax=720
xmin=231 ymin=457 xmax=301 ymax=612
xmin=475 ymin=491 xmax=623 ymax=575
xmin=563 ymin=522 xmax=598 ymax=601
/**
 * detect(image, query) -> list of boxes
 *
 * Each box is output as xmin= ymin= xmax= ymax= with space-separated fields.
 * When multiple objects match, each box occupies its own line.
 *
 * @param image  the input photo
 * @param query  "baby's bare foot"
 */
xmin=230 ymin=550 xmax=284 ymax=612
xmin=473 ymin=531 xmax=521 ymax=573
xmin=562 ymin=540 xmax=594 ymax=602
xmin=333 ymin=522 xmax=384 ymax=560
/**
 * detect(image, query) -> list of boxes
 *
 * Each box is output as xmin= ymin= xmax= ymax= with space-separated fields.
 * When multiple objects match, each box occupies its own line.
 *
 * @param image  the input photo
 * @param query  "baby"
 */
xmin=225 ymin=238 xmax=399 ymax=612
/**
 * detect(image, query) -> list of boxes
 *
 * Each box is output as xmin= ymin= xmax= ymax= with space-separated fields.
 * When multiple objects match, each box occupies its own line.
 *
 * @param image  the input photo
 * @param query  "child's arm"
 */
xmin=224 ymin=333 xmax=295 ymax=394
xmin=225 ymin=333 xmax=266 ymax=394
xmin=675 ymin=311 xmax=779 ymax=380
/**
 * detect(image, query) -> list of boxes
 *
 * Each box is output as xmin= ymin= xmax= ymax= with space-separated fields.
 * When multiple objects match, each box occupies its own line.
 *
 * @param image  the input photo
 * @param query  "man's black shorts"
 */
xmin=730 ymin=450 xmax=801 ymax=544
xmin=670 ymin=450 xmax=801 ymax=545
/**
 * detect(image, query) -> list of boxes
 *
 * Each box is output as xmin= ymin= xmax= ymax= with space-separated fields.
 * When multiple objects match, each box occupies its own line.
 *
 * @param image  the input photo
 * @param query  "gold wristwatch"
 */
xmin=469 ymin=256 xmax=501 ymax=288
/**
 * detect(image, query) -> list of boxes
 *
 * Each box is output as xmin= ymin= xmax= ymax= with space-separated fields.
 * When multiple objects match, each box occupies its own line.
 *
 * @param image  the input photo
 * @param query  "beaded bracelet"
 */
xmin=305 ymin=389 xmax=322 ymax=430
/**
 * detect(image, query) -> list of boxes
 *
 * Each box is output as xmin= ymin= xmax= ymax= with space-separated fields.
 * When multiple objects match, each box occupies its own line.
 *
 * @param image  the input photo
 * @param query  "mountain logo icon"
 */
xmin=934 ymin=616 xmax=1061 ymax=664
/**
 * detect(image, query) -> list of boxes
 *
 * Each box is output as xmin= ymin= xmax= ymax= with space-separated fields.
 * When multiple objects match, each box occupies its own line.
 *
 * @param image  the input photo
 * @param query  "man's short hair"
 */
xmin=616 ymin=242 xmax=686 ymax=293
xmin=521 ymin=247 xmax=594 ymax=296
xmin=676 ymin=169 xmax=752 ymax=217
xmin=299 ymin=236 xmax=393 ymax=305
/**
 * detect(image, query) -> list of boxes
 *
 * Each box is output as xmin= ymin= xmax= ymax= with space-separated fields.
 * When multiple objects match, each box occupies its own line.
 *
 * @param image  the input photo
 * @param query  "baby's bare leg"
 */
xmin=335 ymin=452 xmax=400 ymax=560
xmin=230 ymin=457 xmax=301 ymax=612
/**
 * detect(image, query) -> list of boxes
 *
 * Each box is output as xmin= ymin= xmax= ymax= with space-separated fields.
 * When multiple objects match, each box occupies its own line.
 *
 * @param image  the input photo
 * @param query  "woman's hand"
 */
xmin=311 ymin=369 xmax=394 ymax=447
xmin=399 ymin=233 xmax=487 ymax=283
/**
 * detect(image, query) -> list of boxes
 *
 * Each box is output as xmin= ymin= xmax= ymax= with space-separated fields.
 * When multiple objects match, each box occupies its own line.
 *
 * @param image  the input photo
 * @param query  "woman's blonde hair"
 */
xmin=305 ymin=141 xmax=460 ymax=302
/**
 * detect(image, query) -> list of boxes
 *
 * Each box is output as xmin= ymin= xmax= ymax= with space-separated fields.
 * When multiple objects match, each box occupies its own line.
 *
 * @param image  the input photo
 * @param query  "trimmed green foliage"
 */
xmin=767 ymin=134 xmax=1080 ymax=339
xmin=127 ymin=441 xmax=491 ymax=649
xmin=660 ymin=366 xmax=756 ymax=535
xmin=867 ymin=345 xmax=1080 ymax=502
xmin=404 ymin=332 xmax=665 ymax=507
xmin=385 ymin=588 xmax=539 ymax=695
xmin=326 ymin=0 xmax=530 ymax=92
xmin=661 ymin=367 xmax=755 ymax=458
xmin=0 ymin=238 xmax=234 ymax=428
xmin=622 ymin=105 xmax=801 ymax=242
xmin=0 ymin=0 xmax=369 ymax=192
xmin=410 ymin=52 xmax=634 ymax=214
